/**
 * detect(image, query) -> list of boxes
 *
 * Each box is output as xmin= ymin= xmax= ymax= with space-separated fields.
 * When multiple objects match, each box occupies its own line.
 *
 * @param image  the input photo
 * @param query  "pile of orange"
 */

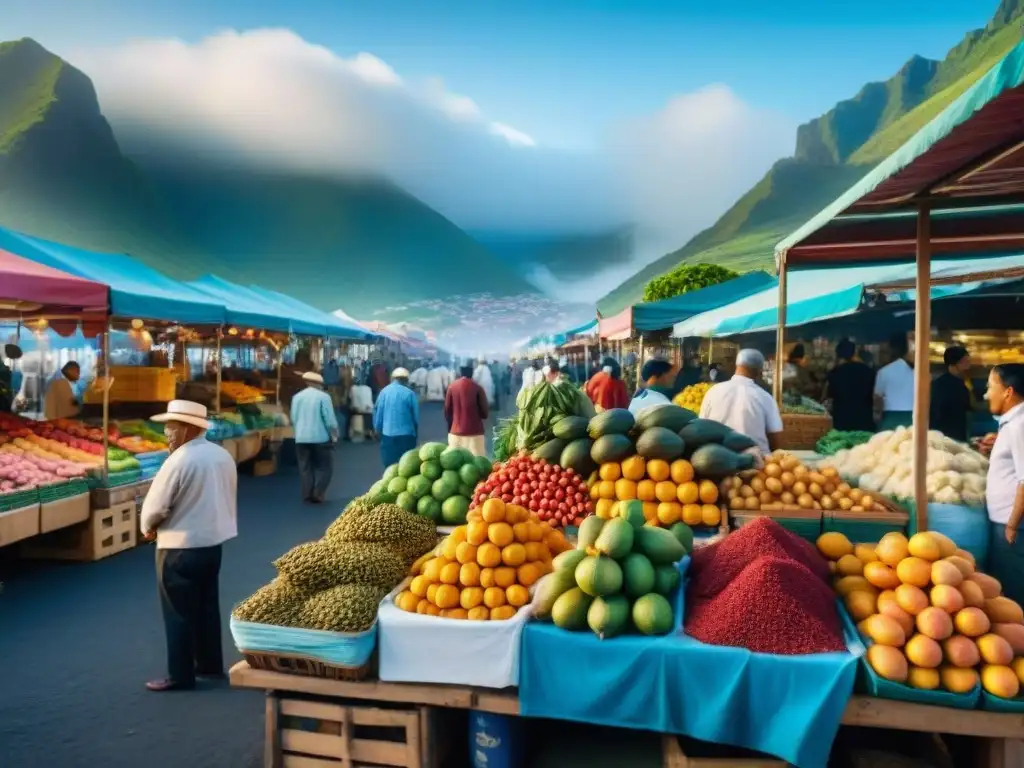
xmin=590 ymin=456 xmax=721 ymax=528
xmin=395 ymin=498 xmax=572 ymax=620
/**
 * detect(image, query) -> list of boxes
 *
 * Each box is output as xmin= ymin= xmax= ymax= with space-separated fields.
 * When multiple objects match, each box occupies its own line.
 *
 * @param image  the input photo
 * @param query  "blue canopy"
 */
xmin=244 ymin=285 xmax=376 ymax=341
xmin=186 ymin=275 xmax=298 ymax=334
xmin=0 ymin=227 xmax=227 ymax=325
xmin=632 ymin=271 xmax=776 ymax=332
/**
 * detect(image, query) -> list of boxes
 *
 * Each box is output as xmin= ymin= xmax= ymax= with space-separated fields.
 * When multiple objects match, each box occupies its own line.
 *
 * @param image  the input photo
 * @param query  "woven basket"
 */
xmin=781 ymin=413 xmax=833 ymax=450
xmin=243 ymin=650 xmax=375 ymax=681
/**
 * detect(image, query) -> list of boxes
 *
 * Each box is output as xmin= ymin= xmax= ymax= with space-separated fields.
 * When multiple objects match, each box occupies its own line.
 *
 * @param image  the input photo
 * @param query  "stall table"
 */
xmin=230 ymin=662 xmax=1024 ymax=768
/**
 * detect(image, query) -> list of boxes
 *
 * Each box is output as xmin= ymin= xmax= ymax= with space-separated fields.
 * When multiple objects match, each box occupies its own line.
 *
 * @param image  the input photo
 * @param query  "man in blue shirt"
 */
xmin=290 ymin=372 xmax=339 ymax=504
xmin=374 ymin=367 xmax=419 ymax=468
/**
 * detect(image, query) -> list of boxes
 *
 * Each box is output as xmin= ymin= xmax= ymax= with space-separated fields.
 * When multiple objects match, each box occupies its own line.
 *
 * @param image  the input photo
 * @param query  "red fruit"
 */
xmin=554 ymin=488 xmax=565 ymax=501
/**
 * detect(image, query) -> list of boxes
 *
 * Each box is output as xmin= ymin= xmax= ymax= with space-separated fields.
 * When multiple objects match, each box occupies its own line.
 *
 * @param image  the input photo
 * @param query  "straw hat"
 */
xmin=151 ymin=400 xmax=211 ymax=430
xmin=301 ymin=371 xmax=324 ymax=384
xmin=391 ymin=367 xmax=410 ymax=379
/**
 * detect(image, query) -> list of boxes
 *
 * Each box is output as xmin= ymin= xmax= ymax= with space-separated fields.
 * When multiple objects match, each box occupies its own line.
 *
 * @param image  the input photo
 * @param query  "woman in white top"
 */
xmin=874 ymin=333 xmax=915 ymax=430
xmin=472 ymin=361 xmax=495 ymax=405
xmin=628 ymin=359 xmax=677 ymax=416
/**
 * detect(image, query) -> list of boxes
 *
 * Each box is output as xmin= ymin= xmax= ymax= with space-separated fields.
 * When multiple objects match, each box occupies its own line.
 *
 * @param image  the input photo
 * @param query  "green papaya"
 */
xmin=577 ymin=516 xmax=605 ymax=551
xmin=635 ymin=427 xmax=685 ymax=461
xmin=634 ymin=526 xmax=686 ymax=566
xmin=621 ymin=552 xmax=656 ymax=598
xmin=653 ymin=564 xmax=681 ymax=595
xmin=632 ymin=593 xmax=674 ymax=636
xmin=533 ymin=569 xmax=579 ymax=621
xmin=560 ymin=438 xmax=597 ymax=477
xmin=678 ymin=419 xmax=732 ymax=448
xmin=532 ymin=438 xmax=567 ymax=464
xmin=590 ymin=434 xmax=635 ymax=464
xmin=588 ymin=409 xmax=635 ymax=438
xmin=689 ymin=443 xmax=756 ymax=479
xmin=552 ymin=548 xmax=588 ymax=573
xmin=594 ymin=517 xmax=634 ymax=559
xmin=587 ymin=594 xmax=631 ymax=640
xmin=551 ymin=587 xmax=593 ymax=630
xmin=669 ymin=522 xmax=694 ymax=553
xmin=616 ymin=499 xmax=646 ymax=531
xmin=575 ymin=555 xmax=623 ymax=597
xmin=635 ymin=403 xmax=697 ymax=433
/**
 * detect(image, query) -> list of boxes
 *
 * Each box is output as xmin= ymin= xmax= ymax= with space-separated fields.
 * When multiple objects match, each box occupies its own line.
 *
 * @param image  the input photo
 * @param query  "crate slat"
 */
xmin=283 ymin=757 xmax=341 ymax=768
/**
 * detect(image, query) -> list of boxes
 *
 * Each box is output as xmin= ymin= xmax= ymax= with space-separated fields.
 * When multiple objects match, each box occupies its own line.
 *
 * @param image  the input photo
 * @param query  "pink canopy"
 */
xmin=0 ymin=248 xmax=108 ymax=314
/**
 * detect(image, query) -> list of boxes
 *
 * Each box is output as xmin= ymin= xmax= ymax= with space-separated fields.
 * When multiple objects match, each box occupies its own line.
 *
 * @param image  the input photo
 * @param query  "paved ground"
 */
xmin=0 ymin=399 xmax=510 ymax=768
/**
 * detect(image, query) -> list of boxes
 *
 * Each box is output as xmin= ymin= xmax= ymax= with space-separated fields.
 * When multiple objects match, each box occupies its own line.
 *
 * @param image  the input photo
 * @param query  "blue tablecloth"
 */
xmin=520 ymin=560 xmax=862 ymax=768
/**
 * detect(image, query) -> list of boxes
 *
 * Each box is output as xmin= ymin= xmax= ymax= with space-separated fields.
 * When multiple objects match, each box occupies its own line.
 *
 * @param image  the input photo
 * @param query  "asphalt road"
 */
xmin=0 ymin=399 xmax=507 ymax=768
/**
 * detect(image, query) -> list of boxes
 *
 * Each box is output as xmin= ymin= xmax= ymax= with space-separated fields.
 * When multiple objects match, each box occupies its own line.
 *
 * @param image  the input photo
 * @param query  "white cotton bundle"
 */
xmin=934 ymin=486 xmax=962 ymax=505
xmin=926 ymin=450 xmax=954 ymax=473
xmin=963 ymin=474 xmax=986 ymax=495
xmin=951 ymin=451 xmax=983 ymax=474
xmin=945 ymin=472 xmax=964 ymax=492
xmin=961 ymin=490 xmax=986 ymax=508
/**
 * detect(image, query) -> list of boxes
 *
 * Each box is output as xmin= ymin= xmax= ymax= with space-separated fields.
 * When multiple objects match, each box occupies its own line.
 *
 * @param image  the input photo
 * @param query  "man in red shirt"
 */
xmin=444 ymin=365 xmax=490 ymax=456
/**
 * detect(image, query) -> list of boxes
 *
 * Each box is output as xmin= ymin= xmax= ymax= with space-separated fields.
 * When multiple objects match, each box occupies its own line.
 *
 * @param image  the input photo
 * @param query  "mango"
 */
xmin=916 ymin=606 xmax=954 ymax=641
xmin=905 ymin=634 xmax=943 ymax=668
xmin=985 ymin=596 xmax=1024 ymax=624
xmin=907 ymin=666 xmax=941 ymax=690
xmin=958 ymin=580 xmax=986 ymax=609
xmin=1012 ymin=657 xmax=1024 ymax=686
xmin=977 ymin=633 xmax=1015 ymax=666
xmin=953 ymin=606 xmax=991 ymax=638
xmin=930 ymin=584 xmax=965 ymax=614
xmin=875 ymin=534 xmax=909 ymax=567
xmin=863 ymin=561 xmax=900 ymax=590
xmin=863 ymin=613 xmax=907 ymax=647
xmin=930 ymin=560 xmax=964 ymax=587
xmin=942 ymin=635 xmax=980 ymax=668
xmin=929 ymin=531 xmax=957 ymax=559
xmin=854 ymin=543 xmax=879 ymax=564
xmin=944 ymin=555 xmax=975 ymax=578
xmin=895 ymin=583 xmax=929 ymax=616
xmin=940 ymin=665 xmax=979 ymax=694
xmin=816 ymin=531 xmax=853 ymax=560
xmin=954 ymin=548 xmax=977 ymax=567
xmin=967 ymin=572 xmax=1002 ymax=599
xmin=866 ymin=644 xmax=908 ymax=683
xmin=834 ymin=575 xmax=873 ymax=597
xmin=877 ymin=600 xmax=915 ymax=637
xmin=907 ymin=532 xmax=943 ymax=562
xmin=981 ymin=664 xmax=1021 ymax=699
xmin=896 ymin=556 xmax=932 ymax=588
xmin=845 ymin=590 xmax=877 ymax=622
xmin=551 ymin=587 xmax=593 ymax=630
xmin=993 ymin=622 xmax=1024 ymax=655
xmin=836 ymin=554 xmax=864 ymax=577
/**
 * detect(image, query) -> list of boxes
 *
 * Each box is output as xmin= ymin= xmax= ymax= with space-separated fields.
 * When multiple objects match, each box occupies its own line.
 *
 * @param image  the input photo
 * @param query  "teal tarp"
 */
xmin=632 ymin=271 xmax=775 ymax=332
xmin=0 ymin=227 xmax=227 ymax=325
xmin=245 ymin=285 xmax=376 ymax=340
xmin=187 ymin=275 xmax=300 ymax=335
xmin=524 ymin=318 xmax=597 ymax=349
xmin=776 ymin=39 xmax=1024 ymax=261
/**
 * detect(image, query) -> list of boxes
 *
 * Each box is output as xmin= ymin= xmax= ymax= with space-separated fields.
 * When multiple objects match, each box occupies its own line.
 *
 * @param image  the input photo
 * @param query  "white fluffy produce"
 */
xmin=823 ymin=426 xmax=987 ymax=507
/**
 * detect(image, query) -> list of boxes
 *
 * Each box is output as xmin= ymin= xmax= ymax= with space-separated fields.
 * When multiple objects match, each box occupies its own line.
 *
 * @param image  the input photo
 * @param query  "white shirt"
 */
xmin=986 ymin=403 xmax=1024 ymax=525
xmin=628 ymin=388 xmax=671 ymax=416
xmin=349 ymin=384 xmax=373 ymax=414
xmin=520 ymin=368 xmax=540 ymax=392
xmin=699 ymin=374 xmax=783 ymax=454
xmin=44 ymin=375 xmax=79 ymax=420
xmin=140 ymin=435 xmax=238 ymax=549
xmin=410 ymin=368 xmax=428 ymax=388
xmin=874 ymin=358 xmax=915 ymax=412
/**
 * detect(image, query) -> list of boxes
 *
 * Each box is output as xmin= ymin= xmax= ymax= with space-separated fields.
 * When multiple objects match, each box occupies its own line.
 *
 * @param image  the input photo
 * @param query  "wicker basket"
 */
xmin=780 ymin=413 xmax=833 ymax=450
xmin=243 ymin=650 xmax=375 ymax=681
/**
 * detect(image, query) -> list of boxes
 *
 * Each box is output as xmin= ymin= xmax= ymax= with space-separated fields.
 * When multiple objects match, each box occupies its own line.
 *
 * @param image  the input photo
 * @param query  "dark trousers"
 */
xmin=157 ymin=546 xmax=224 ymax=686
xmin=989 ymin=522 xmax=1024 ymax=607
xmin=381 ymin=434 xmax=417 ymax=469
xmin=296 ymin=441 xmax=333 ymax=501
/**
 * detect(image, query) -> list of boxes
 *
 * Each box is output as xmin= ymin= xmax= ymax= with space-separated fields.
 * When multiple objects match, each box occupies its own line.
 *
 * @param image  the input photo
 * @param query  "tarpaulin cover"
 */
xmin=519 ymin=559 xmax=861 ymax=768
xmin=0 ymin=248 xmax=108 ymax=311
xmin=632 ymin=271 xmax=775 ymax=332
xmin=0 ymin=227 xmax=226 ymax=324
xmin=245 ymin=285 xmax=377 ymax=340
xmin=186 ymin=275 xmax=299 ymax=334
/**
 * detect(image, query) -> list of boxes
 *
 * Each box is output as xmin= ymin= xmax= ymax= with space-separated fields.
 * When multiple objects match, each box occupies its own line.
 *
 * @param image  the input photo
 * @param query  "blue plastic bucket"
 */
xmin=469 ymin=710 xmax=521 ymax=768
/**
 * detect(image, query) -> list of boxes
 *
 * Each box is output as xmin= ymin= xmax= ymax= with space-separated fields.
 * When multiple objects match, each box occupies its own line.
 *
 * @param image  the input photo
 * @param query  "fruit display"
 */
xmin=815 ymin=429 xmax=874 ymax=456
xmin=781 ymin=392 xmax=828 ymax=415
xmin=721 ymin=451 xmax=883 ymax=514
xmin=535 ymin=509 xmax=688 ymax=638
xmin=673 ymin=382 xmax=713 ymax=412
xmin=686 ymin=518 xmax=845 ymax=654
xmin=0 ymin=451 xmax=89 ymax=492
xmin=585 ymin=405 xmax=755 ymax=530
xmin=219 ymin=381 xmax=266 ymax=404
xmin=233 ymin=500 xmax=439 ymax=632
xmin=474 ymin=454 xmax=592 ymax=529
xmin=395 ymin=498 xmax=573 ymax=620
xmin=367 ymin=443 xmax=492 ymax=526
xmin=819 ymin=529 xmax=1024 ymax=701
xmin=493 ymin=378 xmax=596 ymax=462
xmin=207 ymin=414 xmax=248 ymax=441
xmin=115 ymin=420 xmax=170 ymax=446
xmin=824 ymin=426 xmax=988 ymax=506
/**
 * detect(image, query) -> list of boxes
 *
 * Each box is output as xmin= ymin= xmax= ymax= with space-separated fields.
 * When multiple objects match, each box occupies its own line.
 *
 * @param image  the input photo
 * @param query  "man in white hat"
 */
xmin=290 ymin=371 xmax=339 ymax=503
xmin=373 ymin=367 xmax=419 ymax=468
xmin=140 ymin=400 xmax=237 ymax=692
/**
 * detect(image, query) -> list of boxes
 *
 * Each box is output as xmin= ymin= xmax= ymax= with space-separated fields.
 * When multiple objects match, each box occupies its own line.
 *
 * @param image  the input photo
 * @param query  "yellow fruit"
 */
xmin=854 ymin=544 xmax=879 ymax=564
xmin=467 ymin=520 xmax=489 ymax=545
xmin=468 ymin=606 xmax=490 ymax=621
xmin=484 ymin=586 xmax=506 ymax=609
xmin=410 ymin=575 xmax=429 ymax=598
xmin=481 ymin=498 xmax=506 ymax=523
xmin=636 ymin=479 xmax=657 ymax=502
xmin=993 ymin=623 xmax=1024 ymax=655
xmin=421 ymin=602 xmax=441 ymax=616
xmin=940 ymin=665 xmax=979 ymax=693
xmin=488 ymin=522 xmax=514 ymax=548
xmin=895 ymin=557 xmax=932 ymax=588
xmin=415 ymin=598 xmax=431 ymax=614
xmin=620 ymin=455 xmax=646 ymax=482
xmin=598 ymin=480 xmax=617 ymax=500
xmin=863 ymin=561 xmax=900 ymax=590
xmin=494 ymin=566 xmax=517 ymax=589
xmin=642 ymin=502 xmax=659 ymax=521
xmin=506 ymin=584 xmax=530 ymax=607
xmin=449 ymin=526 xmax=468 ymax=545
xmin=967 ymin=572 xmax=1002 ymax=599
xmin=931 ymin=584 xmax=966 ymax=614
xmin=845 ymin=591 xmax=877 ymax=622
xmin=867 ymin=645 xmax=908 ymax=682
xmin=834 ymin=575 xmax=872 ymax=597
xmin=876 ymin=534 xmax=909 ymax=567
xmin=863 ymin=614 xmax=906 ymax=647
xmin=958 ymin=580 xmax=986 ymax=609
xmin=985 ymin=596 xmax=1024 ymax=624
xmin=907 ymin=532 xmax=942 ymax=562
xmin=943 ymin=635 xmax=981 ymax=668
xmin=982 ymin=665 xmax=1022 ymax=699
xmin=656 ymin=502 xmax=682 ymax=526
xmin=907 ymin=666 xmax=941 ymax=690
xmin=953 ymin=606 xmax=991 ymax=637
xmin=615 ymin=478 xmax=638 ymax=501
xmin=1012 ymin=657 xmax=1024 ymax=685
xmin=524 ymin=542 xmax=548 ymax=562
xmin=654 ymin=481 xmax=678 ymax=503
xmin=930 ymin=531 xmax=957 ymax=559
xmin=590 ymin=484 xmax=602 ymax=501
xmin=422 ymin=557 xmax=446 ymax=583
xmin=440 ymin=562 xmax=461 ymax=585
xmin=599 ymin=463 xmax=622 ymax=482
xmin=681 ymin=503 xmax=702 ymax=526
xmin=608 ymin=502 xmax=621 ymax=519
xmin=396 ymin=590 xmax=420 ymax=612
xmin=408 ymin=551 xmax=433 ymax=577
xmin=701 ymin=504 xmax=721 ymax=527
xmin=945 ymin=555 xmax=975 ymax=578
xmin=836 ymin=554 xmax=864 ymax=577
xmin=456 ymin=541 xmax=478 ymax=565
xmin=441 ymin=537 xmax=459 ymax=561
xmin=677 ymin=481 xmax=700 ymax=505
xmin=518 ymin=562 xmax=543 ymax=587
xmin=877 ymin=600 xmax=915 ymax=637
xmin=459 ymin=586 xmax=484 ymax=610
xmin=501 ymin=543 xmax=527 ymax=567
xmin=670 ymin=459 xmax=694 ymax=485
xmin=904 ymin=634 xmax=943 ymax=668
xmin=698 ymin=480 xmax=719 ymax=504
xmin=595 ymin=498 xmax=616 ymax=519
xmin=930 ymin=560 xmax=964 ymax=587
xmin=435 ymin=584 xmax=460 ymax=610
xmin=895 ymin=583 xmax=928 ymax=616
xmin=954 ymin=548 xmax=976 ymax=567
xmin=977 ymin=633 xmax=1015 ymax=666
xmin=816 ymin=532 xmax=854 ymax=560
xmin=512 ymin=522 xmax=531 ymax=543
xmin=479 ymin=567 xmax=496 ymax=588
xmin=646 ymin=459 xmax=670 ymax=482
xmin=490 ymin=605 xmax=517 ymax=621
xmin=426 ymin=584 xmax=440 ymax=604
xmin=460 ymin=562 xmax=481 ymax=587
xmin=916 ymin=606 xmax=954 ymax=640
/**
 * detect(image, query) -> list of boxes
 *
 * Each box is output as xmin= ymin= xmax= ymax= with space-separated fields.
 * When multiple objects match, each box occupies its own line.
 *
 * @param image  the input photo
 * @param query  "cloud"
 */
xmin=70 ymin=28 xmax=794 ymax=246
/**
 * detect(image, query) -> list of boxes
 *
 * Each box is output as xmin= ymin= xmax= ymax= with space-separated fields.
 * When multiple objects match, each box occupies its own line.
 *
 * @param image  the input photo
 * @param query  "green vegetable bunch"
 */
xmin=815 ymin=429 xmax=874 ymax=456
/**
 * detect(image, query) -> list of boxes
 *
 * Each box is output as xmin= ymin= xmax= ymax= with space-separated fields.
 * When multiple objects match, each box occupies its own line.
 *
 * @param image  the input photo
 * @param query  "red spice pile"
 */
xmin=688 ymin=516 xmax=829 ymax=602
xmin=685 ymin=555 xmax=845 ymax=655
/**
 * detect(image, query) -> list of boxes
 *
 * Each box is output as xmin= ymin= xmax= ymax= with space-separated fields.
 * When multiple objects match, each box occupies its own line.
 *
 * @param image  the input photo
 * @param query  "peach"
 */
xmin=930 ymin=584 xmax=965 ymax=614
xmin=895 ymin=583 xmax=930 ymax=616
xmin=929 ymin=531 xmax=957 ymax=559
xmin=875 ymin=534 xmax=909 ymax=567
xmin=904 ymin=633 xmax=943 ymax=669
xmin=977 ymin=633 xmax=1015 ymax=666
xmin=878 ymin=599 xmax=915 ymax=637
xmin=916 ymin=606 xmax=954 ymax=640
xmin=942 ymin=635 xmax=980 ymax=668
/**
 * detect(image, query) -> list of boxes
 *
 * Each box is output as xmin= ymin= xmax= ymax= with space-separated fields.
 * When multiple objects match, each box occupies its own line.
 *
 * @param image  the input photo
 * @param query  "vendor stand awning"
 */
xmin=632 ymin=271 xmax=775 ymax=332
xmin=186 ymin=275 xmax=298 ymax=335
xmin=0 ymin=248 xmax=108 ymax=315
xmin=245 ymin=285 xmax=377 ymax=341
xmin=0 ymin=227 xmax=227 ymax=325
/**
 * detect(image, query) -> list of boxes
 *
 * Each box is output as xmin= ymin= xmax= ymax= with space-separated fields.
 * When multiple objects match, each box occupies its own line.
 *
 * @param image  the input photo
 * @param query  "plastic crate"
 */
xmin=87 ymin=469 xmax=143 ymax=489
xmin=38 ymin=479 xmax=90 ymax=503
xmin=730 ymin=509 xmax=822 ymax=541
xmin=0 ymin=488 xmax=41 ymax=512
xmin=823 ymin=507 xmax=909 ymax=543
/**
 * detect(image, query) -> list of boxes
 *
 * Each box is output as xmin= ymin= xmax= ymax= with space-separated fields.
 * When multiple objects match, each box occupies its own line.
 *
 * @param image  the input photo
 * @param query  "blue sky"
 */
xmin=2 ymin=0 xmax=999 ymax=149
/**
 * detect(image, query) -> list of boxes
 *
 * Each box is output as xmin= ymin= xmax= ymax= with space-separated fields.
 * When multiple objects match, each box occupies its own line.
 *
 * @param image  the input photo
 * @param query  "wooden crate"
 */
xmin=663 ymin=735 xmax=788 ymax=767
xmin=265 ymin=692 xmax=450 ymax=768
xmin=22 ymin=501 xmax=137 ymax=562
xmin=0 ymin=504 xmax=41 ymax=547
xmin=730 ymin=508 xmax=823 ymax=541
xmin=780 ymin=413 xmax=833 ymax=451
xmin=253 ymin=456 xmax=277 ymax=477
xmin=39 ymin=493 xmax=91 ymax=534
xmin=220 ymin=438 xmax=240 ymax=462
xmin=91 ymin=480 xmax=152 ymax=510
xmin=236 ymin=432 xmax=263 ymax=463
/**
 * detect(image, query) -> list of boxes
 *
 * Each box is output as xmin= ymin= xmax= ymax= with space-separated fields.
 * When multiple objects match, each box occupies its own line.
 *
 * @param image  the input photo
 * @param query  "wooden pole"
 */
xmin=912 ymin=205 xmax=932 ymax=532
xmin=774 ymin=250 xmax=788 ymax=405
xmin=276 ymin=348 xmax=283 ymax=406
xmin=215 ymin=330 xmax=223 ymax=414
xmin=101 ymin=324 xmax=111 ymax=484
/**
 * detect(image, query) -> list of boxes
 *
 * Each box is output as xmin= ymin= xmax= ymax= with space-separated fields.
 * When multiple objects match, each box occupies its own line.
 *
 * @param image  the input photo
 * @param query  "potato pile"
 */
xmin=724 ymin=451 xmax=876 ymax=513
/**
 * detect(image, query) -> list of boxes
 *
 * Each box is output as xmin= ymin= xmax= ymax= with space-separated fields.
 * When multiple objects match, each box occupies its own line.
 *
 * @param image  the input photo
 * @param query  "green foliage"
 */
xmin=642 ymin=263 xmax=738 ymax=303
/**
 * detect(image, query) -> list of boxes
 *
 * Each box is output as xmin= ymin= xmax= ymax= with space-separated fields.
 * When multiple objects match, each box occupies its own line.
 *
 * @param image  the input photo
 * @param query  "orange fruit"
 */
xmin=513 ymin=522 xmax=531 ymax=543
xmin=422 ymin=602 xmax=441 ymax=616
xmin=460 ymin=586 xmax=484 ymax=610
xmin=422 ymin=558 xmax=445 ymax=583
xmin=435 ymin=584 xmax=460 ymax=609
xmin=440 ymin=562 xmax=461 ymax=585
xmin=677 ymin=482 xmax=700 ymax=505
xmin=637 ymin=479 xmax=657 ymax=502
xmin=655 ymin=481 xmax=678 ymax=503
xmin=484 ymin=586 xmax=507 ymax=609
xmin=426 ymin=583 xmax=440 ymax=604
xmin=682 ymin=503 xmax=702 ymax=526
xmin=479 ymin=567 xmax=496 ymax=588
xmin=701 ymin=504 xmax=722 ymax=526
xmin=670 ymin=459 xmax=694 ymax=485
xmin=506 ymin=584 xmax=530 ymax=607
xmin=620 ymin=455 xmax=646 ymax=482
xmin=441 ymin=537 xmax=459 ymax=561
xmin=396 ymin=590 xmax=419 ymax=612
xmin=416 ymin=598 xmax=432 ymax=614
xmin=595 ymin=498 xmax=616 ymax=519
xmin=442 ymin=608 xmax=469 ymax=620
xmin=459 ymin=562 xmax=481 ymax=587
xmin=490 ymin=605 xmax=517 ymax=621
xmin=517 ymin=562 xmax=543 ymax=587
xmin=449 ymin=526 xmax=468 ymax=545
xmin=477 ymin=542 xmax=502 ymax=568
xmin=598 ymin=480 xmax=617 ymax=499
xmin=488 ymin=522 xmax=514 ymax=547
xmin=456 ymin=541 xmax=478 ymax=565
xmin=698 ymin=480 xmax=719 ymax=504
xmin=467 ymin=520 xmax=489 ymax=545
xmin=494 ymin=566 xmax=518 ymax=589
xmin=615 ymin=478 xmax=638 ymax=501
xmin=524 ymin=542 xmax=549 ymax=562
xmin=657 ymin=502 xmax=682 ymax=525
xmin=642 ymin=502 xmax=659 ymax=521
xmin=468 ymin=606 xmax=490 ymax=621
xmin=527 ymin=521 xmax=546 ymax=542
xmin=646 ymin=459 xmax=670 ymax=482
xmin=467 ymin=508 xmax=483 ymax=522
xmin=599 ymin=463 xmax=621 ymax=481
xmin=482 ymin=498 xmax=506 ymax=523
xmin=502 ymin=543 xmax=527 ymax=567
xmin=410 ymin=575 xmax=429 ymax=597
xmin=590 ymin=484 xmax=602 ymax=501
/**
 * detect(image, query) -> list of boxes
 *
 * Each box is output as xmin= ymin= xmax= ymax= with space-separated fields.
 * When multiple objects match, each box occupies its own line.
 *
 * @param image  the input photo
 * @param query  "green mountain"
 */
xmin=473 ymin=227 xmax=634 ymax=280
xmin=0 ymin=38 xmax=537 ymax=317
xmin=598 ymin=0 xmax=1024 ymax=315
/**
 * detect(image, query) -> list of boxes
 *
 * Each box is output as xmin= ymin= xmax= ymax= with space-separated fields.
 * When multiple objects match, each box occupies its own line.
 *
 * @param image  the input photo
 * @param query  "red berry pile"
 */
xmin=473 ymin=453 xmax=593 ymax=528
